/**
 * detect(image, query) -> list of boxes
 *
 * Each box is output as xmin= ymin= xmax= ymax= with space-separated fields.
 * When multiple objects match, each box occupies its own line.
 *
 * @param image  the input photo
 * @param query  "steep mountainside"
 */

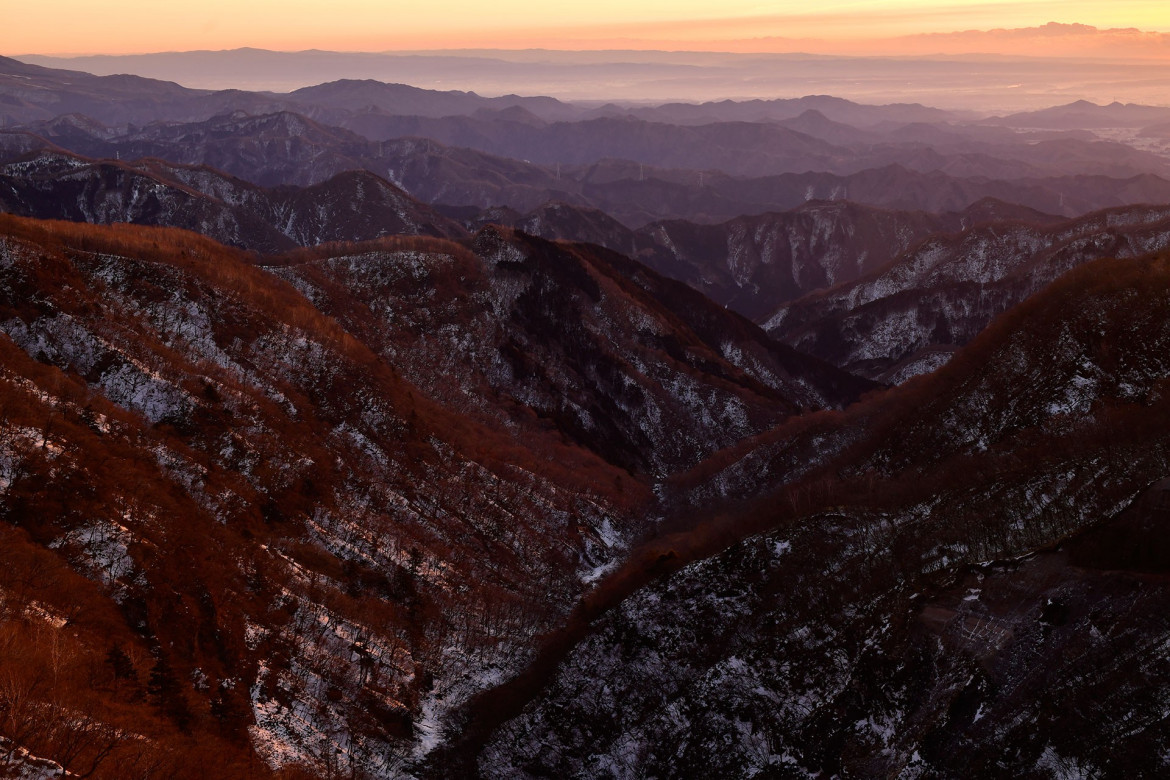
xmin=767 ymin=203 xmax=1170 ymax=381
xmin=17 ymin=145 xmax=1169 ymax=395
xmin=268 ymin=227 xmax=871 ymax=477
xmin=639 ymin=201 xmax=962 ymax=319
xmin=0 ymin=215 xmax=870 ymax=776
xmin=479 ymin=251 xmax=1170 ymax=778
xmin=0 ymin=149 xmax=463 ymax=251
xmin=0 ymin=217 xmax=648 ymax=776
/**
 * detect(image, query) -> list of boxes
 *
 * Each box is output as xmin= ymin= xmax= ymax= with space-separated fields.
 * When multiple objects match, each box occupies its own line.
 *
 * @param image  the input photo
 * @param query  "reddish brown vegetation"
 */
xmin=0 ymin=215 xmax=669 ymax=774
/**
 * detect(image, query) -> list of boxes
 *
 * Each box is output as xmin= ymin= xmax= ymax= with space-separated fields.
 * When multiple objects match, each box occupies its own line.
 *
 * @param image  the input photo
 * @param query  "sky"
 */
xmin=7 ymin=0 xmax=1170 ymax=55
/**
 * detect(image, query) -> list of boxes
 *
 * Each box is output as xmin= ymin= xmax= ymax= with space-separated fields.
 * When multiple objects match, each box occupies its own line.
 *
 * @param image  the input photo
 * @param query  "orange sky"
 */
xmin=7 ymin=1 xmax=1170 ymax=55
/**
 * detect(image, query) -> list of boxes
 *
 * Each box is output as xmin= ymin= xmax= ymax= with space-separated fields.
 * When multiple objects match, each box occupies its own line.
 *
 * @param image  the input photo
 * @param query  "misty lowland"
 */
xmin=3 ymin=37 xmax=1170 ymax=779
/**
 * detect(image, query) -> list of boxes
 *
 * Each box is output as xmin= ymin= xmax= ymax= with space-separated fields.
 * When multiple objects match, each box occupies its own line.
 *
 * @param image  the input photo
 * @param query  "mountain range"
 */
xmin=16 ymin=45 xmax=1170 ymax=109
xmin=3 ymin=52 xmax=1170 ymax=779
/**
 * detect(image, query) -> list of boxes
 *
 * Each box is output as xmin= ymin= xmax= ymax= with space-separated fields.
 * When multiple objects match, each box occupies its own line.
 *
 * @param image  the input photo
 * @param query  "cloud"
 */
xmin=527 ymin=21 xmax=1170 ymax=59
xmin=893 ymin=22 xmax=1170 ymax=58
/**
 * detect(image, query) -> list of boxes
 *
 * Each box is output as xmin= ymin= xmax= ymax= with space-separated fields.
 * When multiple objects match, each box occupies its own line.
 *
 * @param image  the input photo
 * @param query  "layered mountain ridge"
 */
xmin=0 ymin=213 xmax=868 ymax=776
xmin=4 ymin=52 xmax=1170 ymax=780
xmin=480 ymin=250 xmax=1170 ymax=778
xmin=7 ymin=49 xmax=1170 ymax=232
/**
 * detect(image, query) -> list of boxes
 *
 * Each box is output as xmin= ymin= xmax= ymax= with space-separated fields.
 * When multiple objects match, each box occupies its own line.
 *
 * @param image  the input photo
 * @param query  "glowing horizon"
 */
xmin=7 ymin=1 xmax=1170 ymax=57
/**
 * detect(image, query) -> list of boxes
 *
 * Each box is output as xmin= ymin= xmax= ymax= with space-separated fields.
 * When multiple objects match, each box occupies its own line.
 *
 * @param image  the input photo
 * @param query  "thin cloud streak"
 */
xmin=6 ymin=0 xmax=1170 ymax=54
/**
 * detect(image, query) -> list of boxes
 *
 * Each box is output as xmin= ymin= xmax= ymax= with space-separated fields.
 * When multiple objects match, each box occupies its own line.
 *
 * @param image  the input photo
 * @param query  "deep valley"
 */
xmin=1 ymin=49 xmax=1169 ymax=779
